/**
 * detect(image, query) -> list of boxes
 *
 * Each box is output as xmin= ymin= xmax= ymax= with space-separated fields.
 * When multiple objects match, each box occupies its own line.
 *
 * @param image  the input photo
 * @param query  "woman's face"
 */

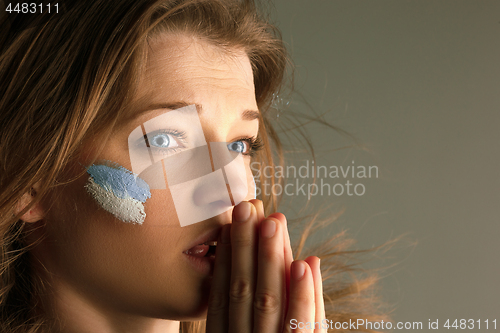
xmin=34 ymin=34 xmax=259 ymax=321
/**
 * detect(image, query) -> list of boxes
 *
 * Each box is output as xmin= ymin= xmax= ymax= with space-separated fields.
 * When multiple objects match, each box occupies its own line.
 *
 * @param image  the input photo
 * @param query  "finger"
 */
xmin=284 ymin=261 xmax=315 ymax=333
xmin=305 ymin=256 xmax=326 ymax=333
xmin=249 ymin=199 xmax=265 ymax=223
xmin=206 ymin=224 xmax=232 ymax=333
xmin=229 ymin=201 xmax=258 ymax=333
xmin=253 ymin=217 xmax=285 ymax=332
xmin=268 ymin=212 xmax=293 ymax=314
xmin=268 ymin=212 xmax=293 ymax=266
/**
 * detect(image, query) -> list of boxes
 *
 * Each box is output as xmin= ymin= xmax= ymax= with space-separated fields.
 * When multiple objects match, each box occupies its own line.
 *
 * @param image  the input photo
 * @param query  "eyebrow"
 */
xmin=141 ymin=101 xmax=260 ymax=121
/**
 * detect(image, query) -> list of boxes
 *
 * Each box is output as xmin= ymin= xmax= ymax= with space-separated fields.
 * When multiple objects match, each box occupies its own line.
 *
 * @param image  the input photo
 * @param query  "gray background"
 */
xmin=271 ymin=0 xmax=500 ymax=330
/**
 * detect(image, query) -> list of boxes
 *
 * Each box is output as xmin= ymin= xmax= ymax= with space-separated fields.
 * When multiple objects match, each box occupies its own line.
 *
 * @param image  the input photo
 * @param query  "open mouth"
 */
xmin=183 ymin=241 xmax=217 ymax=258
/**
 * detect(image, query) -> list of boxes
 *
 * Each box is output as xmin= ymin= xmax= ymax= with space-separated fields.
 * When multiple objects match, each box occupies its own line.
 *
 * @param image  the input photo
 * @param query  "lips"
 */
xmin=184 ymin=241 xmax=217 ymax=258
xmin=183 ymin=228 xmax=221 ymax=257
xmin=182 ymin=228 xmax=222 ymax=275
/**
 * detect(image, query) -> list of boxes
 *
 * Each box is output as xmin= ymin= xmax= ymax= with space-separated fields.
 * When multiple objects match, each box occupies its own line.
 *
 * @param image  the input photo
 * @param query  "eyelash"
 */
xmin=141 ymin=130 xmax=264 ymax=157
xmin=236 ymin=136 xmax=264 ymax=157
xmin=143 ymin=129 xmax=187 ymax=155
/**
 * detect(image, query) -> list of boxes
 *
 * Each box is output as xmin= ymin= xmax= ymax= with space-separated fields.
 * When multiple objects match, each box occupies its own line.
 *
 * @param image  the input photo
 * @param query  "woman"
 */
xmin=0 ymin=0 xmax=386 ymax=332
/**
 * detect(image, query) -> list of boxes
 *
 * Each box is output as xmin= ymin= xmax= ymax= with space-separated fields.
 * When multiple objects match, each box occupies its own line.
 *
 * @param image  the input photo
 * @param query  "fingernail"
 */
xmin=261 ymin=219 xmax=276 ymax=238
xmin=292 ymin=261 xmax=306 ymax=281
xmin=221 ymin=225 xmax=231 ymax=244
xmin=234 ymin=201 xmax=251 ymax=223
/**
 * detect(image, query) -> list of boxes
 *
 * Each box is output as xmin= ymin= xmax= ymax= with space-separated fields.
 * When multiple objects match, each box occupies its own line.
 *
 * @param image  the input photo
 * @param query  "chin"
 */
xmin=163 ymin=280 xmax=211 ymax=321
xmin=161 ymin=302 xmax=209 ymax=322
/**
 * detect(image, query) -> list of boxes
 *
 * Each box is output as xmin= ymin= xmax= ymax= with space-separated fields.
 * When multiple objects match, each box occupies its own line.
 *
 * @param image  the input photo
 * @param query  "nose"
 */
xmin=136 ymin=141 xmax=253 ymax=227
xmin=192 ymin=170 xmax=233 ymax=207
xmin=166 ymin=142 xmax=250 ymax=227
xmin=193 ymin=141 xmax=250 ymax=205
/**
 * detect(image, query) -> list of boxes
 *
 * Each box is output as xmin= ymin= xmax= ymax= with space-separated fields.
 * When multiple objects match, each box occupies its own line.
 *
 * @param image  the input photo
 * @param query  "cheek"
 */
xmin=85 ymin=161 xmax=151 ymax=224
xmin=41 ymin=176 xmax=192 ymax=313
xmin=37 ymin=162 xmax=211 ymax=318
xmin=82 ymin=158 xmax=254 ymax=228
xmin=144 ymin=188 xmax=179 ymax=226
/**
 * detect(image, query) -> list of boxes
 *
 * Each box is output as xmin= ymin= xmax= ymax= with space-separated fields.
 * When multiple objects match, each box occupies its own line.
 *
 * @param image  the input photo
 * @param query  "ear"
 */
xmin=15 ymin=184 xmax=45 ymax=223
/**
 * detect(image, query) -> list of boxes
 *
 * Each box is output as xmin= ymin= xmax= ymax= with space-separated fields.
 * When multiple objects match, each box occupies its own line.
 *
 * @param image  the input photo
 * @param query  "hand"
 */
xmin=206 ymin=200 xmax=326 ymax=332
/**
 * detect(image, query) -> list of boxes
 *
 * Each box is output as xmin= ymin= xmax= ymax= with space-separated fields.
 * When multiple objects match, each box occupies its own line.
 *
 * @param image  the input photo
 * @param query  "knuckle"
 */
xmin=229 ymin=278 xmax=252 ymax=303
xmin=290 ymin=292 xmax=314 ymax=305
xmin=253 ymin=291 xmax=280 ymax=314
xmin=231 ymin=234 xmax=253 ymax=247
xmin=260 ymin=248 xmax=281 ymax=262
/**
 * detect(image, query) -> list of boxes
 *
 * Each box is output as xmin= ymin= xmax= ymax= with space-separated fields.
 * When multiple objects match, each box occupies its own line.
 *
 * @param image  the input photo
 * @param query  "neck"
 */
xmin=36 ymin=275 xmax=181 ymax=333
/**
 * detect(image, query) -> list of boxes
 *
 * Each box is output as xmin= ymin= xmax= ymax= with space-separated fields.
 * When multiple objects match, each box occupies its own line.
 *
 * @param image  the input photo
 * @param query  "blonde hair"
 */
xmin=0 ymin=0 xmax=389 ymax=332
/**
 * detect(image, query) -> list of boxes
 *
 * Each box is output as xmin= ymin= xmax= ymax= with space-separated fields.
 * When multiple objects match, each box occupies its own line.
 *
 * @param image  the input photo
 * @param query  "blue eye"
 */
xmin=226 ymin=137 xmax=263 ymax=157
xmin=141 ymin=130 xmax=186 ymax=156
xmin=150 ymin=133 xmax=171 ymax=148
xmin=227 ymin=141 xmax=247 ymax=153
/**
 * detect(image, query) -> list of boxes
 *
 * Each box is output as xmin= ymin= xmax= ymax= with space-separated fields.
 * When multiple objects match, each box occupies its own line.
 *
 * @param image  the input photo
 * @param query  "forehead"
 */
xmin=135 ymin=34 xmax=255 ymax=104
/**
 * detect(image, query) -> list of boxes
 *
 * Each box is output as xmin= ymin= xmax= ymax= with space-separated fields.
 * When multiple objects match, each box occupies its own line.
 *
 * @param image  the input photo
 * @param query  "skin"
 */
xmin=21 ymin=34 xmax=326 ymax=333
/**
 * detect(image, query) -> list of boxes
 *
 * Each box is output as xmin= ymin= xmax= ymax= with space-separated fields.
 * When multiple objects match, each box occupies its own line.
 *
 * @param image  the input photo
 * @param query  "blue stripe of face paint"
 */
xmin=86 ymin=164 xmax=151 ymax=203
